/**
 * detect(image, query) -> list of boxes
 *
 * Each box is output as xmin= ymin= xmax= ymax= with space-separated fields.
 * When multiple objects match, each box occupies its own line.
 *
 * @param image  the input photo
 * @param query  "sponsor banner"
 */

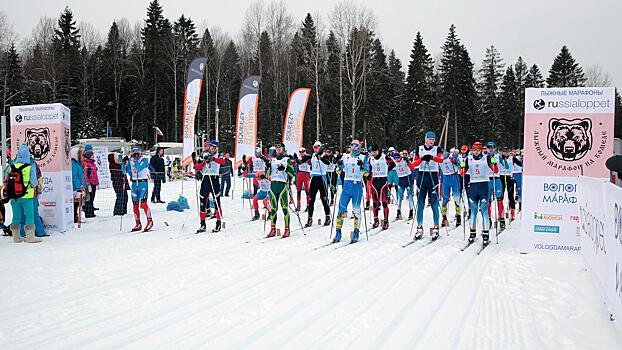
xmin=9 ymin=103 xmax=73 ymax=232
xmin=181 ymin=57 xmax=207 ymax=167
xmin=521 ymin=87 xmax=615 ymax=252
xmin=578 ymin=177 xmax=622 ymax=332
xmin=234 ymin=76 xmax=261 ymax=166
xmin=92 ymin=146 xmax=112 ymax=189
xmin=282 ymin=88 xmax=311 ymax=154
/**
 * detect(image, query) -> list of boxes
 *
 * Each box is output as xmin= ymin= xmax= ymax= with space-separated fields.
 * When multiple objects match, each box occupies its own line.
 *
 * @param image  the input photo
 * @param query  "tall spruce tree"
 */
xmin=364 ymin=38 xmax=389 ymax=145
xmin=321 ymin=31 xmax=341 ymax=148
xmin=387 ymin=50 xmax=405 ymax=147
xmin=477 ymin=45 xmax=505 ymax=140
xmin=498 ymin=66 xmax=521 ymax=146
xmin=547 ymin=45 xmax=586 ymax=87
xmin=1 ymin=43 xmax=25 ymax=115
xmin=525 ymin=64 xmax=545 ymax=88
xmin=406 ymin=31 xmax=435 ymax=144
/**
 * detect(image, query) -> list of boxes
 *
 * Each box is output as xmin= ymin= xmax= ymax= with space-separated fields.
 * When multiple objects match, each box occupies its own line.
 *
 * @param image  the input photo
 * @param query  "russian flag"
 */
xmin=154 ymin=126 xmax=164 ymax=137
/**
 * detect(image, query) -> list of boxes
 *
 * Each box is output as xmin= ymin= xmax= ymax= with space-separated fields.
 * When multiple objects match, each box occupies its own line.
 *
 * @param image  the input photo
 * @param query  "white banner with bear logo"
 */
xmin=578 ymin=176 xmax=622 ymax=332
xmin=10 ymin=103 xmax=73 ymax=232
xmin=520 ymin=87 xmax=615 ymax=252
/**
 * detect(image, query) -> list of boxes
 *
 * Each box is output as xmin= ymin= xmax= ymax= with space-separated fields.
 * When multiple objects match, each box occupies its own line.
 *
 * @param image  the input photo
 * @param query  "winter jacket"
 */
xmin=220 ymin=159 xmax=233 ymax=177
xmin=108 ymin=153 xmax=128 ymax=193
xmin=83 ymin=156 xmax=99 ymax=186
xmin=150 ymin=149 xmax=166 ymax=173
xmin=14 ymin=144 xmax=38 ymax=190
xmin=71 ymin=148 xmax=85 ymax=192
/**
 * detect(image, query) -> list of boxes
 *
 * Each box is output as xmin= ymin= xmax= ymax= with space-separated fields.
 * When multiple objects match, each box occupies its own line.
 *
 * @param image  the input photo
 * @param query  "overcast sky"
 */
xmin=3 ymin=0 xmax=621 ymax=88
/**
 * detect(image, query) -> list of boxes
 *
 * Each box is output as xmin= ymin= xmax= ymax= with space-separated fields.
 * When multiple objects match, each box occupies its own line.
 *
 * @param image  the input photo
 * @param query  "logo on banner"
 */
xmin=252 ymin=80 xmax=258 ymax=88
xmin=64 ymin=128 xmax=70 ymax=159
xmin=15 ymin=114 xmax=23 ymax=123
xmin=534 ymin=99 xmax=546 ymax=110
xmin=547 ymin=118 xmax=592 ymax=161
xmin=26 ymin=128 xmax=51 ymax=161
xmin=534 ymin=212 xmax=563 ymax=221
xmin=534 ymin=225 xmax=560 ymax=234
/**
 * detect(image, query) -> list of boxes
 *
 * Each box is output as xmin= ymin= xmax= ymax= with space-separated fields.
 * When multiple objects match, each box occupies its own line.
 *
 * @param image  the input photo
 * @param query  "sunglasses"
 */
xmin=351 ymin=143 xmax=360 ymax=148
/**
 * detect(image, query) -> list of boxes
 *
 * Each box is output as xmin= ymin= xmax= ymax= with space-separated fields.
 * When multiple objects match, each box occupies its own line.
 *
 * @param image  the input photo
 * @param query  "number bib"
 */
xmin=395 ymin=160 xmax=410 ymax=178
xmin=343 ymin=154 xmax=365 ymax=182
xmin=270 ymin=158 xmax=289 ymax=183
xmin=311 ymin=156 xmax=325 ymax=176
xmin=417 ymin=145 xmax=439 ymax=172
xmin=467 ymin=155 xmax=490 ymax=183
xmin=252 ymin=157 xmax=265 ymax=172
xmin=298 ymin=161 xmax=310 ymax=172
xmin=441 ymin=157 xmax=457 ymax=175
xmin=369 ymin=155 xmax=388 ymax=178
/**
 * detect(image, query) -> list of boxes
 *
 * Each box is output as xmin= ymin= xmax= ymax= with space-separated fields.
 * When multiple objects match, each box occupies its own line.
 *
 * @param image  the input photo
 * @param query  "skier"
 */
xmin=193 ymin=140 xmax=225 ymax=233
xmin=392 ymin=150 xmax=415 ymax=221
xmin=368 ymin=145 xmax=395 ymax=230
xmin=266 ymin=142 xmax=296 ymax=238
xmin=411 ymin=131 xmax=444 ymax=240
xmin=243 ymin=147 xmax=268 ymax=196
xmin=333 ymin=139 xmax=369 ymax=243
xmin=387 ymin=146 xmax=399 ymax=201
xmin=302 ymin=141 xmax=332 ymax=227
xmin=461 ymin=141 xmax=495 ymax=246
xmin=499 ymin=147 xmax=523 ymax=220
xmin=123 ymin=146 xmax=153 ymax=232
xmin=325 ymin=147 xmax=339 ymax=206
xmin=252 ymin=174 xmax=271 ymax=220
xmin=512 ymin=149 xmax=523 ymax=212
xmin=293 ymin=147 xmax=311 ymax=212
xmin=485 ymin=141 xmax=504 ymax=230
xmin=439 ymin=147 xmax=462 ymax=227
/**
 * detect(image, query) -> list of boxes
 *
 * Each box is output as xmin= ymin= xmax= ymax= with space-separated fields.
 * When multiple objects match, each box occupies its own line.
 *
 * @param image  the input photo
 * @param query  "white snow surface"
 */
xmin=1 ymin=178 xmax=621 ymax=350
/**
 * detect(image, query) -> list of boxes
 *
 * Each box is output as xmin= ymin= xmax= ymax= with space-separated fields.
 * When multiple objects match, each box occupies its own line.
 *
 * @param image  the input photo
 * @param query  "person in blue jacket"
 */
xmin=123 ymin=146 xmax=153 ymax=232
xmin=8 ymin=144 xmax=40 ymax=243
xmin=71 ymin=147 xmax=85 ymax=223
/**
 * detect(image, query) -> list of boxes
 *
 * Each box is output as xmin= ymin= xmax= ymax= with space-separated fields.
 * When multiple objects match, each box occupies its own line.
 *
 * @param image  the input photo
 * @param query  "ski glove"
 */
xmin=421 ymin=154 xmax=433 ymax=162
xmin=277 ymin=164 xmax=285 ymax=171
xmin=491 ymin=157 xmax=497 ymax=164
xmin=357 ymin=159 xmax=364 ymax=168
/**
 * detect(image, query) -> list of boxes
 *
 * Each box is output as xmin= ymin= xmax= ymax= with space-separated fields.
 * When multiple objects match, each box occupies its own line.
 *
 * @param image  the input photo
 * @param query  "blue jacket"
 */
xmin=14 ymin=144 xmax=38 ymax=189
xmin=72 ymin=159 xmax=85 ymax=191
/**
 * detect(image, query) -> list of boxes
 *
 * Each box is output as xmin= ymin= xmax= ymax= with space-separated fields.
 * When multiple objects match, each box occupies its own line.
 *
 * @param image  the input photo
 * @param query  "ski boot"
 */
xmin=196 ymin=220 xmax=207 ymax=234
xmin=431 ymin=225 xmax=440 ymax=240
xmin=267 ymin=224 xmax=277 ymax=238
xmin=212 ymin=220 xmax=222 ymax=233
xmin=482 ymin=230 xmax=490 ymax=246
xmin=131 ymin=219 xmax=142 ymax=232
xmin=252 ymin=211 xmax=260 ymax=221
xmin=382 ymin=219 xmax=389 ymax=230
xmin=469 ymin=228 xmax=476 ymax=243
xmin=305 ymin=217 xmax=313 ymax=228
xmin=1 ymin=223 xmax=11 ymax=236
xmin=364 ymin=202 xmax=370 ymax=211
xmin=455 ymin=214 xmax=461 ymax=227
xmin=282 ymin=226 xmax=291 ymax=238
xmin=395 ymin=210 xmax=403 ymax=221
xmin=333 ymin=228 xmax=342 ymax=243
xmin=324 ymin=215 xmax=331 ymax=226
xmin=408 ymin=209 xmax=414 ymax=221
xmin=372 ymin=217 xmax=380 ymax=229
xmin=351 ymin=228 xmax=360 ymax=243
xmin=499 ymin=218 xmax=506 ymax=231
xmin=441 ymin=215 xmax=449 ymax=227
xmin=510 ymin=209 xmax=516 ymax=220
xmin=415 ymin=226 xmax=424 ymax=240
xmin=143 ymin=218 xmax=153 ymax=232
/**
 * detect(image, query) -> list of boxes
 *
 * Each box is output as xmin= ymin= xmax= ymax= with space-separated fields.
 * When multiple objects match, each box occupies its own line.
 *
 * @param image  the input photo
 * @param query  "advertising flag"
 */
xmin=181 ymin=57 xmax=207 ymax=167
xmin=282 ymin=88 xmax=311 ymax=154
xmin=234 ymin=76 xmax=261 ymax=167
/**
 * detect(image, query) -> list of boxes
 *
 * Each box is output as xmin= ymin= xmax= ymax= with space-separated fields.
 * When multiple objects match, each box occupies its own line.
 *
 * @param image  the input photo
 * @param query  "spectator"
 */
xmin=83 ymin=144 xmax=99 ymax=218
xmin=220 ymin=153 xmax=233 ymax=197
xmin=30 ymin=155 xmax=47 ymax=237
xmin=8 ymin=144 xmax=40 ymax=243
xmin=71 ymin=148 xmax=85 ymax=223
xmin=149 ymin=147 xmax=165 ymax=203
xmin=109 ymin=153 xmax=129 ymax=215
xmin=165 ymin=155 xmax=172 ymax=181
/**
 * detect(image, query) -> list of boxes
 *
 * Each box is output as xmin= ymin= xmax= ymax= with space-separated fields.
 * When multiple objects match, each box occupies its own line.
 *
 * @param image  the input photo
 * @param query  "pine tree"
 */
xmin=1 ymin=43 xmax=25 ymax=115
xmin=406 ymin=31 xmax=435 ymax=143
xmin=387 ymin=50 xmax=405 ymax=147
xmin=547 ymin=45 xmax=586 ymax=87
xmin=220 ymin=40 xmax=241 ymax=146
xmin=525 ymin=64 xmax=545 ymax=88
xmin=498 ymin=66 xmax=520 ymax=146
xmin=101 ymin=21 xmax=129 ymax=132
xmin=364 ymin=38 xmax=389 ymax=145
xmin=321 ymin=31 xmax=341 ymax=148
xmin=257 ymin=31 xmax=274 ymax=144
xmin=514 ymin=56 xmax=528 ymax=116
xmin=477 ymin=45 xmax=505 ymax=140
xmin=200 ymin=27 xmax=215 ymax=138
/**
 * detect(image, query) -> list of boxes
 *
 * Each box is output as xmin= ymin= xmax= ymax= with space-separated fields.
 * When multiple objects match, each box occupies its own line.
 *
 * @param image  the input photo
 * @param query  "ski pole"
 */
xmin=361 ymin=179 xmax=369 ymax=241
xmin=287 ymin=184 xmax=305 ymax=235
xmin=329 ymin=172 xmax=340 ymax=240
xmin=207 ymin=173 xmax=223 ymax=221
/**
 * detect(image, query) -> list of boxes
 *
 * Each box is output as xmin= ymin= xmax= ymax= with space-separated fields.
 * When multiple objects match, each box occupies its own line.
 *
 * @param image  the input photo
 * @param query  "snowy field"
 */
xmin=1 ymin=178 xmax=621 ymax=349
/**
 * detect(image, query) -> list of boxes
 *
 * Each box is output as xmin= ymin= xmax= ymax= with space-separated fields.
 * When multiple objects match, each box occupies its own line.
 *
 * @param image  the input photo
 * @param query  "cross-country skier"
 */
xmin=392 ymin=150 xmax=415 ymax=221
xmin=333 ymin=139 xmax=369 ymax=243
xmin=193 ymin=140 xmax=225 ymax=233
xmin=252 ymin=174 xmax=271 ymax=220
xmin=387 ymin=147 xmax=399 ymax=200
xmin=461 ymin=141 xmax=495 ymax=246
xmin=293 ymin=148 xmax=311 ymax=211
xmin=266 ymin=142 xmax=296 ymax=238
xmin=243 ymin=147 xmax=269 ymax=196
xmin=411 ymin=131 xmax=444 ymax=240
xmin=325 ymin=147 xmax=339 ymax=206
xmin=439 ymin=147 xmax=462 ymax=227
xmin=512 ymin=149 xmax=523 ymax=211
xmin=368 ymin=145 xmax=395 ymax=230
xmin=123 ymin=146 xmax=153 ymax=232
xmin=300 ymin=141 xmax=332 ymax=227
xmin=499 ymin=147 xmax=523 ymax=220
xmin=485 ymin=141 xmax=504 ymax=230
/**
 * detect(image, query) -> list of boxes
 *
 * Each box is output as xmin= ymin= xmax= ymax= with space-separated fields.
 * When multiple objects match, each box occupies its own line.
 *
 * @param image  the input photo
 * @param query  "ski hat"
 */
xmin=299 ymin=147 xmax=306 ymax=152
xmin=351 ymin=139 xmax=361 ymax=147
xmin=131 ymin=146 xmax=142 ymax=154
xmin=450 ymin=147 xmax=458 ymax=154
xmin=461 ymin=145 xmax=469 ymax=153
xmin=388 ymin=146 xmax=396 ymax=152
xmin=313 ymin=141 xmax=322 ymax=148
xmin=472 ymin=142 xmax=483 ymax=150
xmin=368 ymin=144 xmax=379 ymax=152
xmin=391 ymin=151 xmax=401 ymax=160
xmin=274 ymin=142 xmax=285 ymax=148
xmin=224 ymin=153 xmax=230 ymax=159
xmin=486 ymin=141 xmax=496 ymax=148
xmin=425 ymin=131 xmax=436 ymax=139
xmin=210 ymin=140 xmax=219 ymax=148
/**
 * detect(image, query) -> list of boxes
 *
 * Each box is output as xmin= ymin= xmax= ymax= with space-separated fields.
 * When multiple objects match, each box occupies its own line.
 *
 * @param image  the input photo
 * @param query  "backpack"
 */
xmin=5 ymin=164 xmax=30 ymax=199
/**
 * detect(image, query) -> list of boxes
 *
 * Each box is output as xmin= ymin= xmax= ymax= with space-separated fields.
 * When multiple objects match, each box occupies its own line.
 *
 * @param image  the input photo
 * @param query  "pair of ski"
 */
xmin=460 ymin=239 xmax=489 ymax=255
xmin=401 ymin=235 xmax=437 ymax=248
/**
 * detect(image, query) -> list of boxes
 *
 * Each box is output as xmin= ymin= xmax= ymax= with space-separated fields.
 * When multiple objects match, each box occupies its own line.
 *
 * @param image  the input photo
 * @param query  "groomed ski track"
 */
xmin=1 ymin=180 xmax=620 ymax=349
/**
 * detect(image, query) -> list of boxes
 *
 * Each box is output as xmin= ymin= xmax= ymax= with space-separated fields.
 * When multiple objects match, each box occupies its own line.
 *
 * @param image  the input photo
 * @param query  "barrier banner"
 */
xmin=181 ymin=57 xmax=207 ymax=167
xmin=282 ymin=88 xmax=311 ymax=154
xmin=521 ymin=87 xmax=615 ymax=252
xmin=92 ymin=146 xmax=111 ymax=189
xmin=234 ymin=76 xmax=261 ymax=168
xmin=579 ymin=177 xmax=622 ymax=332
xmin=10 ymin=103 xmax=73 ymax=232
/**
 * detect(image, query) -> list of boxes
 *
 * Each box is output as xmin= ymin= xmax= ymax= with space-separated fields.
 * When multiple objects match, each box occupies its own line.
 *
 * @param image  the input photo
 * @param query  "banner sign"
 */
xmin=282 ymin=88 xmax=311 ymax=154
xmin=181 ymin=57 xmax=207 ymax=167
xmin=10 ymin=103 xmax=73 ymax=232
xmin=234 ymin=76 xmax=261 ymax=167
xmin=520 ymin=87 xmax=615 ymax=252
xmin=578 ymin=176 xmax=622 ymax=332
xmin=92 ymin=146 xmax=111 ymax=189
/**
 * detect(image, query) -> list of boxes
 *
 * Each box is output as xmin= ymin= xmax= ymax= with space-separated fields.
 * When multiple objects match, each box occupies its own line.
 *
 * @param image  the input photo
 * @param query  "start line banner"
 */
xmin=520 ymin=87 xmax=615 ymax=252
xmin=578 ymin=176 xmax=622 ymax=333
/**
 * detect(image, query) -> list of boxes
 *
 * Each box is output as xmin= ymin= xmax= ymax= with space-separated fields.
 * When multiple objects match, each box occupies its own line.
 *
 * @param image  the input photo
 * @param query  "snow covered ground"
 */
xmin=1 ymin=178 xmax=621 ymax=349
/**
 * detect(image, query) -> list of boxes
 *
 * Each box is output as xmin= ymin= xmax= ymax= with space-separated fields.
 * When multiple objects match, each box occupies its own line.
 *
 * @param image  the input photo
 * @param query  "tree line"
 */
xmin=0 ymin=0 xmax=620 ymax=153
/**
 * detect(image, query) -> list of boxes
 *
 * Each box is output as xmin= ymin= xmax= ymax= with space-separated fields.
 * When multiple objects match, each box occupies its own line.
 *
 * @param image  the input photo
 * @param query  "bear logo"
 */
xmin=533 ymin=99 xmax=545 ymax=110
xmin=547 ymin=118 xmax=592 ymax=162
xmin=26 ymin=127 xmax=51 ymax=161
xmin=64 ymin=128 xmax=71 ymax=159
